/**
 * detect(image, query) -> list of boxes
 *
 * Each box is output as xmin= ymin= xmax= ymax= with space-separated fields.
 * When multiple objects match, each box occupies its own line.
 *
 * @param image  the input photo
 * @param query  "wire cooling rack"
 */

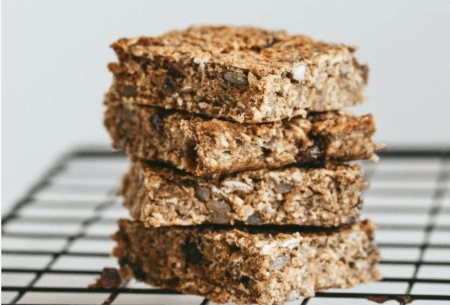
xmin=2 ymin=147 xmax=450 ymax=305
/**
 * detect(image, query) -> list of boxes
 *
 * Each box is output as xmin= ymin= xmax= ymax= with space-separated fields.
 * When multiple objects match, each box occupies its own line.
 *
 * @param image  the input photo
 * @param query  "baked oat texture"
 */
xmin=105 ymin=25 xmax=369 ymax=123
xmin=112 ymin=218 xmax=381 ymax=305
xmin=105 ymin=104 xmax=384 ymax=176
xmin=119 ymin=161 xmax=368 ymax=227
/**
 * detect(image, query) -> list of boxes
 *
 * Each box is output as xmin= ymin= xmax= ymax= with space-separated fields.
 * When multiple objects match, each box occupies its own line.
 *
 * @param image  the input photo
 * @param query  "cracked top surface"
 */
xmin=111 ymin=25 xmax=359 ymax=75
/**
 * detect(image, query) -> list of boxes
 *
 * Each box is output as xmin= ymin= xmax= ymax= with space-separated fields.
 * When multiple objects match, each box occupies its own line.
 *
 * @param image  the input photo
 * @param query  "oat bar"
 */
xmin=112 ymin=218 xmax=381 ymax=305
xmin=119 ymin=161 xmax=367 ymax=227
xmin=105 ymin=104 xmax=383 ymax=176
xmin=105 ymin=25 xmax=369 ymax=123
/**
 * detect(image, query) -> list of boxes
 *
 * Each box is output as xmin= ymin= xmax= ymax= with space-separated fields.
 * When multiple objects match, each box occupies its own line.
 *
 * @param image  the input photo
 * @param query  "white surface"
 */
xmin=3 ymin=0 xmax=450 ymax=214
xmin=2 ymin=254 xmax=53 ymax=269
xmin=411 ymin=283 xmax=450 ymax=295
xmin=308 ymin=299 xmax=399 ymax=305
xmin=326 ymin=281 xmax=408 ymax=294
xmin=17 ymin=292 xmax=111 ymax=305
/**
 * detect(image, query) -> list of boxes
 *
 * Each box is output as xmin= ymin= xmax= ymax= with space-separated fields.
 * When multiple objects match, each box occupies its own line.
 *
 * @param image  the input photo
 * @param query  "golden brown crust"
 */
xmin=112 ymin=218 xmax=382 ymax=305
xmin=104 ymin=104 xmax=383 ymax=176
xmin=105 ymin=25 xmax=369 ymax=123
xmin=119 ymin=161 xmax=368 ymax=227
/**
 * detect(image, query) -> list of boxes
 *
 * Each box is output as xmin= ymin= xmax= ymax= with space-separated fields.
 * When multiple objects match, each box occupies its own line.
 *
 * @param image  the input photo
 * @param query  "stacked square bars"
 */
xmin=103 ymin=26 xmax=384 ymax=305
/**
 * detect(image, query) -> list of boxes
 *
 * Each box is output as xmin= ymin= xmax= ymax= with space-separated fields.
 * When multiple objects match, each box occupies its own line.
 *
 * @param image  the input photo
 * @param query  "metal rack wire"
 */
xmin=2 ymin=147 xmax=450 ymax=305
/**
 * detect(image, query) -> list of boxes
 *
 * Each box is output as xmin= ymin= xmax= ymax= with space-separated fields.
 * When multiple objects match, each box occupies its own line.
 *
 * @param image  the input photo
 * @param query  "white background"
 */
xmin=2 ymin=0 xmax=450 ymax=214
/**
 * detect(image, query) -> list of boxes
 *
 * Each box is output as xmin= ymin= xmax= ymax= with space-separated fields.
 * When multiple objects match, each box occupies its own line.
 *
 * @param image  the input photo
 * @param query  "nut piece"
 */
xmin=223 ymin=71 xmax=249 ymax=86
xmin=206 ymin=200 xmax=231 ymax=214
xmin=195 ymin=187 xmax=211 ymax=202
xmin=247 ymin=212 xmax=263 ymax=224
xmin=206 ymin=200 xmax=231 ymax=224
xmin=275 ymin=183 xmax=294 ymax=194
xmin=269 ymin=255 xmax=290 ymax=270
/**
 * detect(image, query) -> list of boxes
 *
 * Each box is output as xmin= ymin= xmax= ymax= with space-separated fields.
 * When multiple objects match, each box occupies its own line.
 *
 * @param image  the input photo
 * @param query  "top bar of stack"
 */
xmin=105 ymin=25 xmax=368 ymax=123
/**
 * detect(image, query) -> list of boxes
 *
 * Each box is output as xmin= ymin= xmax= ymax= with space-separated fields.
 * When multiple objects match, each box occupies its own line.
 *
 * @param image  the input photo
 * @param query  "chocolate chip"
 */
xmin=99 ymin=268 xmax=121 ymax=288
xmin=296 ymin=144 xmax=323 ymax=163
xmin=182 ymin=241 xmax=203 ymax=265
xmin=131 ymin=261 xmax=146 ymax=281
xmin=195 ymin=187 xmax=211 ymax=202
xmin=118 ymin=258 xmax=130 ymax=266
xmin=119 ymin=85 xmax=136 ymax=97
xmin=230 ymin=245 xmax=240 ymax=253
xmin=141 ymin=61 xmax=149 ymax=71
xmin=158 ymin=91 xmax=165 ymax=100
xmin=224 ymin=71 xmax=249 ymax=86
xmin=262 ymin=147 xmax=272 ymax=157
xmin=167 ymin=277 xmax=180 ymax=288
xmin=164 ymin=76 xmax=175 ymax=92
xmin=239 ymin=276 xmax=251 ymax=287
xmin=167 ymin=64 xmax=185 ymax=79
xmin=275 ymin=183 xmax=294 ymax=194
xmin=247 ymin=212 xmax=263 ymax=224
xmin=250 ymin=45 xmax=261 ymax=53
xmin=121 ymin=233 xmax=131 ymax=247
xmin=186 ymin=140 xmax=198 ymax=163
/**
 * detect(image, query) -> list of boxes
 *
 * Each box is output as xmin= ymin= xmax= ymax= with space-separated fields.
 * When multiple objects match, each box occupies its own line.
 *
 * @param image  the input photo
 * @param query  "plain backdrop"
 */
xmin=2 ymin=0 xmax=450 ymax=214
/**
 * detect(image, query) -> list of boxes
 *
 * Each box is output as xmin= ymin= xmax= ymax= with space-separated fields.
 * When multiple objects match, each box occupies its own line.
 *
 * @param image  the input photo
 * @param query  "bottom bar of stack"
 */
xmin=112 ymin=218 xmax=381 ymax=305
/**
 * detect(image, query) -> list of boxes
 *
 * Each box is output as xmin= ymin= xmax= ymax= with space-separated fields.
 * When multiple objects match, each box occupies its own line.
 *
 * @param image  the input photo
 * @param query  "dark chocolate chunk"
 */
xmin=132 ymin=261 xmax=146 ymax=281
xmin=239 ymin=276 xmax=251 ymax=287
xmin=167 ymin=277 xmax=180 ymax=288
xmin=99 ymin=268 xmax=121 ymax=288
xmin=167 ymin=64 xmax=185 ymax=79
xmin=296 ymin=144 xmax=323 ymax=164
xmin=121 ymin=233 xmax=131 ymax=247
xmin=262 ymin=147 xmax=272 ymax=157
xmin=182 ymin=241 xmax=203 ymax=265
xmin=186 ymin=140 xmax=198 ymax=163
xmin=230 ymin=245 xmax=240 ymax=253
xmin=164 ymin=76 xmax=175 ymax=92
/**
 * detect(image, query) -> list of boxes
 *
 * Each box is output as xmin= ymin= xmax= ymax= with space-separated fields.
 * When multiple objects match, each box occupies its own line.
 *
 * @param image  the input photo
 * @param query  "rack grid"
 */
xmin=2 ymin=147 xmax=450 ymax=305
